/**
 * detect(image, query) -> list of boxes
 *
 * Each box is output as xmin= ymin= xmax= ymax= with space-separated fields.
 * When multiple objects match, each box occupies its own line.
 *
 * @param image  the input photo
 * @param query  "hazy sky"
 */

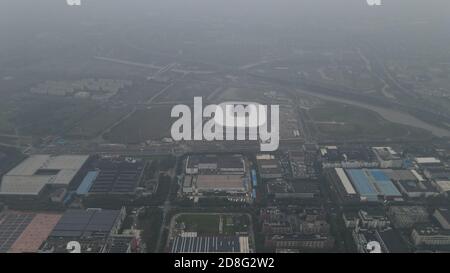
xmin=1 ymin=0 xmax=449 ymax=63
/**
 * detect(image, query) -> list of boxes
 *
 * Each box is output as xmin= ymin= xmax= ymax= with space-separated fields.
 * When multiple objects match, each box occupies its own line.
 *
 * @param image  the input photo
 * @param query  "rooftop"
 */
xmin=372 ymin=147 xmax=401 ymax=161
xmin=0 ymin=155 xmax=89 ymax=195
xmin=170 ymin=236 xmax=249 ymax=253
xmin=196 ymin=175 xmax=246 ymax=191
xmin=0 ymin=211 xmax=61 ymax=253
xmin=415 ymin=157 xmax=442 ymax=165
xmin=49 ymin=209 xmax=121 ymax=238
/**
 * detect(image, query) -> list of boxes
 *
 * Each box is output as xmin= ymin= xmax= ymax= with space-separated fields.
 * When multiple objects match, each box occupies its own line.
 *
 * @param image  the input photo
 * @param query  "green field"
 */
xmin=67 ymin=107 xmax=130 ymax=139
xmin=309 ymin=102 xmax=432 ymax=140
xmin=103 ymin=106 xmax=173 ymax=143
xmin=176 ymin=214 xmax=220 ymax=235
xmin=0 ymin=102 xmax=16 ymax=134
xmin=175 ymin=214 xmax=250 ymax=236
xmin=13 ymin=97 xmax=97 ymax=136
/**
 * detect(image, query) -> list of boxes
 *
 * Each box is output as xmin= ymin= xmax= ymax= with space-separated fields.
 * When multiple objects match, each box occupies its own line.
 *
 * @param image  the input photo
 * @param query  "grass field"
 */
xmin=13 ymin=97 xmax=97 ymax=136
xmin=155 ymin=79 xmax=219 ymax=103
xmin=175 ymin=213 xmax=250 ymax=236
xmin=176 ymin=214 xmax=221 ymax=235
xmin=67 ymin=107 xmax=130 ymax=139
xmin=104 ymin=105 xmax=173 ymax=143
xmin=0 ymin=102 xmax=16 ymax=134
xmin=309 ymin=102 xmax=432 ymax=140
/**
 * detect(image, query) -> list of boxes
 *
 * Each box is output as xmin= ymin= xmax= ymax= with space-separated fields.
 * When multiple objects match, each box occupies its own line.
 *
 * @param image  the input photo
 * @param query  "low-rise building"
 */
xmin=257 ymin=154 xmax=283 ymax=179
xmin=0 ymin=155 xmax=89 ymax=207
xmin=388 ymin=206 xmax=430 ymax=229
xmin=326 ymin=168 xmax=359 ymax=203
xmin=434 ymin=208 xmax=450 ymax=230
xmin=353 ymin=228 xmax=409 ymax=253
xmin=39 ymin=207 xmax=126 ymax=253
xmin=372 ymin=147 xmax=403 ymax=168
xmin=411 ymin=224 xmax=450 ymax=246
xmin=343 ymin=208 xmax=390 ymax=230
xmin=265 ymin=234 xmax=334 ymax=251
xmin=266 ymin=180 xmax=320 ymax=200
xmin=170 ymin=236 xmax=250 ymax=253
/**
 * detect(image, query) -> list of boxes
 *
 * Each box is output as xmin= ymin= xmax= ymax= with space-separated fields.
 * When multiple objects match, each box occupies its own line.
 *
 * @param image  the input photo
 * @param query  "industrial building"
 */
xmin=372 ymin=147 xmax=403 ymax=168
xmin=410 ymin=208 xmax=450 ymax=248
xmin=182 ymin=174 xmax=247 ymax=193
xmin=261 ymin=207 xmax=330 ymax=235
xmin=343 ymin=208 xmax=390 ymax=230
xmin=380 ymin=169 xmax=437 ymax=199
xmin=414 ymin=157 xmax=442 ymax=167
xmin=434 ymin=208 xmax=450 ymax=230
xmin=320 ymin=145 xmax=378 ymax=169
xmin=185 ymin=154 xmax=245 ymax=175
xmin=182 ymin=154 xmax=251 ymax=202
xmin=103 ymin=235 xmax=138 ymax=253
xmin=345 ymin=169 xmax=402 ymax=202
xmin=196 ymin=175 xmax=247 ymax=193
xmin=411 ymin=224 xmax=450 ymax=247
xmin=260 ymin=206 xmax=334 ymax=251
xmin=79 ymin=158 xmax=144 ymax=196
xmin=434 ymin=180 xmax=450 ymax=195
xmin=395 ymin=180 xmax=438 ymax=199
xmin=39 ymin=208 xmax=126 ymax=253
xmin=256 ymin=154 xmax=283 ymax=179
xmin=423 ymin=166 xmax=450 ymax=181
xmin=327 ymin=168 xmax=359 ymax=203
xmin=170 ymin=236 xmax=250 ymax=253
xmin=353 ymin=228 xmax=409 ymax=253
xmin=0 ymin=155 xmax=89 ymax=197
xmin=266 ymin=179 xmax=320 ymax=200
xmin=0 ymin=155 xmax=89 ymax=207
xmin=328 ymin=168 xmax=407 ymax=202
xmin=0 ymin=210 xmax=61 ymax=253
xmin=265 ymin=234 xmax=334 ymax=251
xmin=388 ymin=206 xmax=430 ymax=229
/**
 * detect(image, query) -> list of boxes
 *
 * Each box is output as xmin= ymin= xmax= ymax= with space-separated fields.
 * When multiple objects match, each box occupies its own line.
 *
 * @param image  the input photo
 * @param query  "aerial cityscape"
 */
xmin=0 ymin=0 xmax=450 ymax=261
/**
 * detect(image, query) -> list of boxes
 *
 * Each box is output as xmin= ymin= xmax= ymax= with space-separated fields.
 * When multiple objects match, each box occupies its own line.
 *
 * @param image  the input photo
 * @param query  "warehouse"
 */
xmin=257 ymin=155 xmax=283 ymax=179
xmin=218 ymin=155 xmax=245 ymax=173
xmin=368 ymin=170 xmax=402 ymax=199
xmin=346 ymin=169 xmax=379 ymax=202
xmin=0 ymin=155 xmax=89 ymax=196
xmin=372 ymin=147 xmax=403 ymax=168
xmin=388 ymin=206 xmax=430 ymax=229
xmin=266 ymin=180 xmax=320 ymax=200
xmin=0 ymin=211 xmax=61 ymax=253
xmin=86 ymin=159 xmax=144 ymax=195
xmin=170 ymin=236 xmax=250 ymax=253
xmin=325 ymin=168 xmax=359 ymax=203
xmin=345 ymin=169 xmax=402 ymax=201
xmin=182 ymin=154 xmax=251 ymax=202
xmin=435 ymin=180 xmax=450 ymax=195
xmin=40 ymin=208 xmax=125 ymax=253
xmin=382 ymin=169 xmax=436 ymax=198
xmin=185 ymin=154 xmax=245 ymax=174
xmin=196 ymin=175 xmax=246 ymax=193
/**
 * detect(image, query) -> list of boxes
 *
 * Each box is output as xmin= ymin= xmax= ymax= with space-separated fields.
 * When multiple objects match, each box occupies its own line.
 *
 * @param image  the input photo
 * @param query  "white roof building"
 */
xmin=435 ymin=180 xmax=450 ymax=193
xmin=414 ymin=157 xmax=441 ymax=165
xmin=0 ymin=155 xmax=89 ymax=196
xmin=335 ymin=168 xmax=357 ymax=195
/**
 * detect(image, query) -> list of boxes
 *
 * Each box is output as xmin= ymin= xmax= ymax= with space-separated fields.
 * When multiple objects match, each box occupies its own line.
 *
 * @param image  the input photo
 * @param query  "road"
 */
xmin=155 ymin=156 xmax=181 ymax=252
